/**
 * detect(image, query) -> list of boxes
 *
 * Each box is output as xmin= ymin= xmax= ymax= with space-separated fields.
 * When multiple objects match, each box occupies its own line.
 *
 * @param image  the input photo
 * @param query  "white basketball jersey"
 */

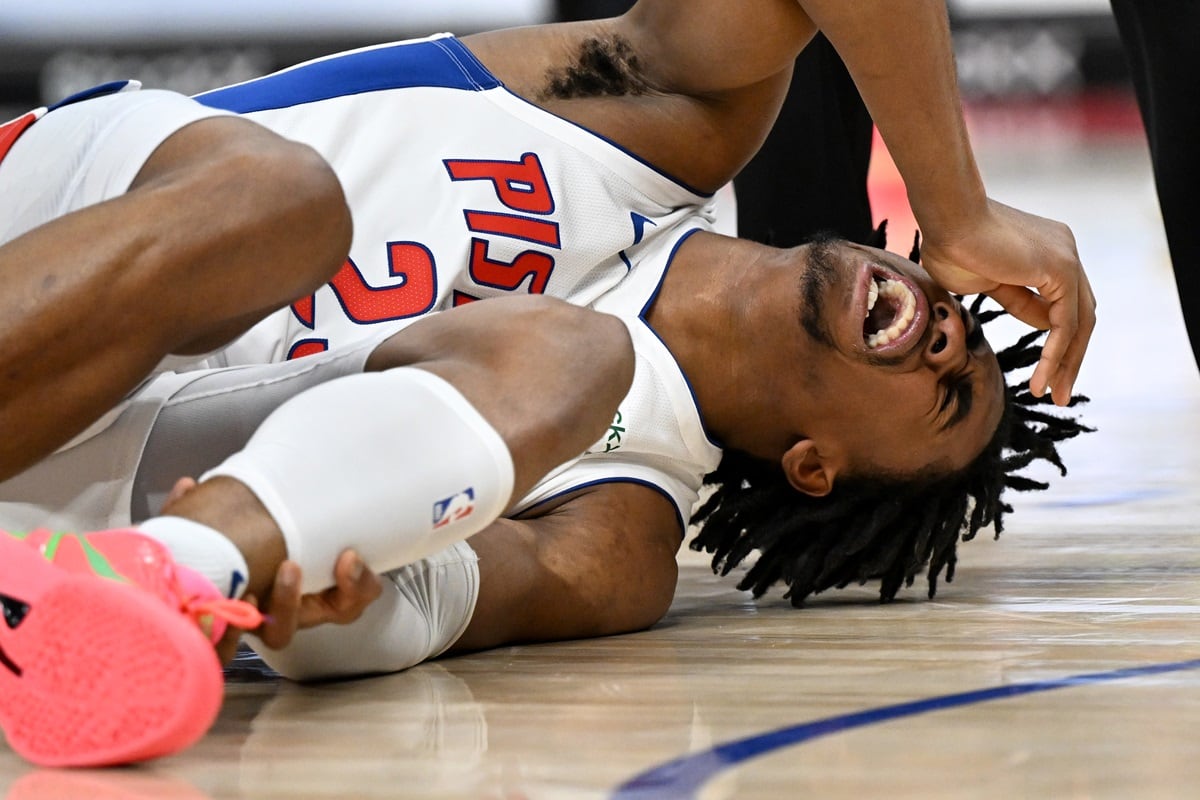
xmin=197 ymin=34 xmax=725 ymax=526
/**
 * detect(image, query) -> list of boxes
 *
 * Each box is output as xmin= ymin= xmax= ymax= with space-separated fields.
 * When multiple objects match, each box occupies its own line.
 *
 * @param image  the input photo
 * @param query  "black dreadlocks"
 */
xmin=689 ymin=231 xmax=1095 ymax=606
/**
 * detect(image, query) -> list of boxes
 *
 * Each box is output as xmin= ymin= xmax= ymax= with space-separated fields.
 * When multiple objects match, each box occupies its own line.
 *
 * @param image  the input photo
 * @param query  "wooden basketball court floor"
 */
xmin=2 ymin=96 xmax=1198 ymax=799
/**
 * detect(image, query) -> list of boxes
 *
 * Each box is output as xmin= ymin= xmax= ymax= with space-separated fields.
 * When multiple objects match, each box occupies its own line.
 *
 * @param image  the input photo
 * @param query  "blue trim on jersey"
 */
xmin=47 ymin=80 xmax=136 ymax=111
xmin=196 ymin=37 xmax=499 ymax=113
xmin=520 ymin=478 xmax=686 ymax=537
xmin=638 ymin=228 xmax=723 ymax=449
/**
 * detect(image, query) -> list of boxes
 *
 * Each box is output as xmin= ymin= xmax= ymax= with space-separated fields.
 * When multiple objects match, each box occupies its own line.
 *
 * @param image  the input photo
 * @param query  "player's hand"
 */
xmin=918 ymin=198 xmax=1095 ymax=406
xmin=251 ymin=550 xmax=384 ymax=651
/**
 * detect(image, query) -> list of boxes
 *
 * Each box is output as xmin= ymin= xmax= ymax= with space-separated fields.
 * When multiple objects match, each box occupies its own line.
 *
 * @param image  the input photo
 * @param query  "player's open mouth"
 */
xmin=857 ymin=264 xmax=927 ymax=353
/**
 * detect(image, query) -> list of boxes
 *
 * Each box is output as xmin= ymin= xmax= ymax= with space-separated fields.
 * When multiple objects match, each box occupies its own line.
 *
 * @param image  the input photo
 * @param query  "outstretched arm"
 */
xmin=789 ymin=0 xmax=1094 ymax=405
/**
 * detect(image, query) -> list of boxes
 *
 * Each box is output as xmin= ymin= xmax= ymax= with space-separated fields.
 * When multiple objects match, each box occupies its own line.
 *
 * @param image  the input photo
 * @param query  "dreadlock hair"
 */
xmin=689 ymin=227 xmax=1095 ymax=606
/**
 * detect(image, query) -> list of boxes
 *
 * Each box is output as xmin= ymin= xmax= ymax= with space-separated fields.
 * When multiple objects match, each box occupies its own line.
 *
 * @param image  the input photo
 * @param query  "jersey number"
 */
xmin=290 ymin=152 xmax=558 ymax=357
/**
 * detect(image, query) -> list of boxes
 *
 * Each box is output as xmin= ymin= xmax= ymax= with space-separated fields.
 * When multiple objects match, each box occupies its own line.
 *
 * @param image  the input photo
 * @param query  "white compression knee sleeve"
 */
xmin=203 ymin=367 xmax=513 ymax=594
xmin=249 ymin=540 xmax=480 ymax=681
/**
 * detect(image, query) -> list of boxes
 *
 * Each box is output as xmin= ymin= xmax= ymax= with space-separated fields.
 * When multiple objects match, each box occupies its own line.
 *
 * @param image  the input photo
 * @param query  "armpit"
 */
xmin=540 ymin=34 xmax=653 ymax=100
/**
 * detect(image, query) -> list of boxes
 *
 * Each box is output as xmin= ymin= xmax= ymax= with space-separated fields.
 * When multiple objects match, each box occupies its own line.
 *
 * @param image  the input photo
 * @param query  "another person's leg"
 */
xmin=1111 ymin=0 xmax=1200 ymax=372
xmin=733 ymin=34 xmax=875 ymax=247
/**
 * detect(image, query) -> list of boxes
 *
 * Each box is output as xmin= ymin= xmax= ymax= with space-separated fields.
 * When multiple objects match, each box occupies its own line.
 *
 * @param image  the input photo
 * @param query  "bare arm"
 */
xmin=623 ymin=0 xmax=1093 ymax=403
xmin=789 ymin=0 xmax=1094 ymax=405
xmin=450 ymin=482 xmax=683 ymax=652
xmin=471 ymin=1 xmax=1094 ymax=404
xmin=465 ymin=2 xmax=812 ymax=190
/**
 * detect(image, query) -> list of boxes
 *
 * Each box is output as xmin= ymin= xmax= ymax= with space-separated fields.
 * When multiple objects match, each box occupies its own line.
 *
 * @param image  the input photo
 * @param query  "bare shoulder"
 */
xmin=460 ymin=1 xmax=815 ymax=190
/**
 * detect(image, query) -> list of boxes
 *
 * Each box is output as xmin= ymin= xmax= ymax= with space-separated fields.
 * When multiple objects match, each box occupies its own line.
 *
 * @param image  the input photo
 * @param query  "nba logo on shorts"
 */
xmin=433 ymin=487 xmax=476 ymax=529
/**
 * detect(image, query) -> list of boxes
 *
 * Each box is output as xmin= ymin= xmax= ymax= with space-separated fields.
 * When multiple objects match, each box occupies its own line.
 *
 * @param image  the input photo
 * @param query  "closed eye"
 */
xmin=961 ymin=305 xmax=985 ymax=350
xmin=941 ymin=372 xmax=974 ymax=432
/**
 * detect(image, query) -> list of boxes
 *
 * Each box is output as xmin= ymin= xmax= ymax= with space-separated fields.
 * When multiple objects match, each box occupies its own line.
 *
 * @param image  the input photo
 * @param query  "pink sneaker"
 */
xmin=0 ymin=528 xmax=262 ymax=767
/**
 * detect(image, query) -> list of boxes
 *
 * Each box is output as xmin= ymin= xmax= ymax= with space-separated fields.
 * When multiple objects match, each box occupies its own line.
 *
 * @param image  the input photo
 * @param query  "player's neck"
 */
xmin=646 ymin=232 xmax=807 ymax=458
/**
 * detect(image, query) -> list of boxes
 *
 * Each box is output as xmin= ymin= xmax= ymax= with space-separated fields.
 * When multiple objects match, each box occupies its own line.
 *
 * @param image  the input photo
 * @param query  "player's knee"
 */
xmin=159 ymin=116 xmax=351 ymax=292
xmin=519 ymin=297 xmax=635 ymax=443
xmin=576 ymin=306 xmax=635 ymax=391
xmin=238 ymin=135 xmax=351 ymax=290
xmin=528 ymin=297 xmax=634 ymax=406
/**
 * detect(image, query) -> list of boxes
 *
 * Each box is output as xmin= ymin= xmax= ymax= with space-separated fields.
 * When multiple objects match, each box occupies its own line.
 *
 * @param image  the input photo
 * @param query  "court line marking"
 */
xmin=612 ymin=657 xmax=1200 ymax=799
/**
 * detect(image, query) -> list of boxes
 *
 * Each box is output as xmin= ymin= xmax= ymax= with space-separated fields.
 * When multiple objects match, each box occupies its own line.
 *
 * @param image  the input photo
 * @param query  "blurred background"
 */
xmin=0 ymin=1 xmax=556 ymax=118
xmin=0 ymin=0 xmax=1126 ymax=118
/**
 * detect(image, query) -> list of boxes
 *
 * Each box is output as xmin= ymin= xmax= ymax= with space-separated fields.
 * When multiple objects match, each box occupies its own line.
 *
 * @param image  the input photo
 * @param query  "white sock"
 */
xmin=137 ymin=516 xmax=251 ymax=599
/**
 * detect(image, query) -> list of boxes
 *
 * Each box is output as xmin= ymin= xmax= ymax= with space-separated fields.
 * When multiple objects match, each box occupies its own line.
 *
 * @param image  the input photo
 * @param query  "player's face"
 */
xmin=793 ymin=240 xmax=1005 ymax=481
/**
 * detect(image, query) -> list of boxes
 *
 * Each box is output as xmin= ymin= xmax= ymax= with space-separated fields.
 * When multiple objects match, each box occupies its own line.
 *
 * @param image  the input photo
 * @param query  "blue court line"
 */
xmin=613 ymin=657 xmax=1200 ymax=798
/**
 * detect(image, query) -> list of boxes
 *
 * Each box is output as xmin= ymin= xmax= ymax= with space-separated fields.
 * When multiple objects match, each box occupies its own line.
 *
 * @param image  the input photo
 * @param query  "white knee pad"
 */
xmin=204 ymin=367 xmax=513 ymax=593
xmin=249 ymin=541 xmax=480 ymax=681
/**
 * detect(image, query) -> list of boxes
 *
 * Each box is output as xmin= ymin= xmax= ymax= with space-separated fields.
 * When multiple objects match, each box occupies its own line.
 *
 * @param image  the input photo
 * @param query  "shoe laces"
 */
xmin=166 ymin=562 xmax=263 ymax=644
xmin=183 ymin=596 xmax=264 ymax=644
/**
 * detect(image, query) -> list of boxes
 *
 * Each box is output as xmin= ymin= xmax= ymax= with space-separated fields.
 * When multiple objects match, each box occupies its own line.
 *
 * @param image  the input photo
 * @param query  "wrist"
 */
xmin=905 ymin=159 xmax=989 ymax=243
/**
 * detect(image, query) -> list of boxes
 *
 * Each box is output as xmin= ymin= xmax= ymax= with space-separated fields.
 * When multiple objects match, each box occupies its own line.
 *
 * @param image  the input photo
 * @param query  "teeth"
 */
xmin=865 ymin=278 xmax=916 ymax=349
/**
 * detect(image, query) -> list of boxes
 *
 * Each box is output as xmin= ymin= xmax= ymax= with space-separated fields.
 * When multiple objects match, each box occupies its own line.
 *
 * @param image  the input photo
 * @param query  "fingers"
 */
xmin=922 ymin=198 xmax=1095 ymax=406
xmin=214 ymin=599 xmax=249 ymax=665
xmin=986 ymin=284 xmax=1050 ymax=330
xmin=254 ymin=561 xmax=303 ymax=650
xmin=298 ymin=550 xmax=384 ymax=629
xmin=249 ymin=552 xmax=384 ymax=651
xmin=1039 ymin=271 xmax=1096 ymax=406
xmin=988 ymin=270 xmax=1095 ymax=406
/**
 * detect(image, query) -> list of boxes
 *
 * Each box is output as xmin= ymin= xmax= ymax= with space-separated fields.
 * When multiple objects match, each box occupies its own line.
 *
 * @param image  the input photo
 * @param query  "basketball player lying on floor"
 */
xmin=0 ymin=0 xmax=1094 ymax=768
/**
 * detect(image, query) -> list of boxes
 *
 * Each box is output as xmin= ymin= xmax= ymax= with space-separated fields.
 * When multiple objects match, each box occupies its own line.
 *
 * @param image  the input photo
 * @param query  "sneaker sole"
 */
xmin=0 ymin=535 xmax=223 ymax=766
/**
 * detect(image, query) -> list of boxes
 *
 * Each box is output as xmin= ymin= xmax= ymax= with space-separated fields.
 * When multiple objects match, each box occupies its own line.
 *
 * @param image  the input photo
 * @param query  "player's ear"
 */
xmin=781 ymin=438 xmax=837 ymax=497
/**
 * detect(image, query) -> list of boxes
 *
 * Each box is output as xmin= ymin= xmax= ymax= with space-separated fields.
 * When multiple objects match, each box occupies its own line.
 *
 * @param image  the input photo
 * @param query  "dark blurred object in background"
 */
xmin=1110 ymin=0 xmax=1200 ymax=371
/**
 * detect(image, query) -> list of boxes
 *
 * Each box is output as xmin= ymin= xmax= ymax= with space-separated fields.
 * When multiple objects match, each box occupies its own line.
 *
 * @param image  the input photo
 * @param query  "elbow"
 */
xmin=631 ymin=556 xmax=678 ymax=631
xmin=604 ymin=548 xmax=678 ymax=635
xmin=532 ymin=300 xmax=636 ymax=446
